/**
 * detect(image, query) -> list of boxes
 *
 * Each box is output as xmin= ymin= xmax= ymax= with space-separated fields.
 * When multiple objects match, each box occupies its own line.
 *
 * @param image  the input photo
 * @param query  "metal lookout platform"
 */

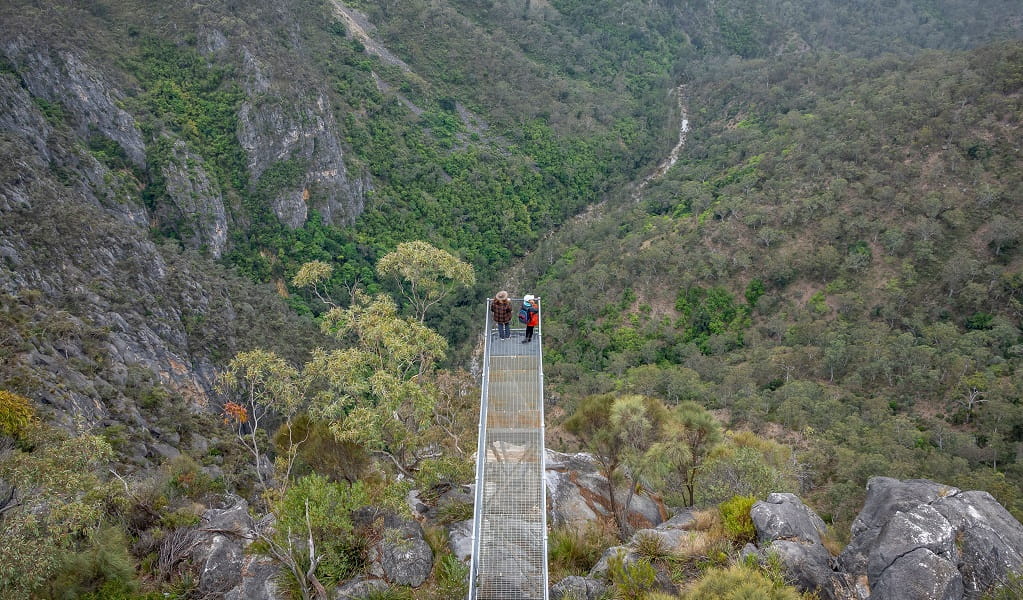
xmin=468 ymin=297 xmax=549 ymax=600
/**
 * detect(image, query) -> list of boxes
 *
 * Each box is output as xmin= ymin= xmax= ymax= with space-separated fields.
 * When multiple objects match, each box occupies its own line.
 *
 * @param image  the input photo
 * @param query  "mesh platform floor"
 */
xmin=471 ymin=303 xmax=547 ymax=600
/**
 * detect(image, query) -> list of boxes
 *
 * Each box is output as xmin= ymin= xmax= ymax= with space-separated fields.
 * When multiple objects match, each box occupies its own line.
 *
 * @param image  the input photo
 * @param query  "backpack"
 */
xmin=518 ymin=303 xmax=530 ymax=323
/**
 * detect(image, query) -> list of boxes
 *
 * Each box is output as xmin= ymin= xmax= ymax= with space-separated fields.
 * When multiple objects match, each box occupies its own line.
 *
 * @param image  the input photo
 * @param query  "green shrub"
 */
xmin=720 ymin=495 xmax=757 ymax=545
xmin=548 ymin=523 xmax=618 ymax=580
xmin=0 ymin=429 xmax=113 ymax=597
xmin=0 ymin=390 xmax=35 ymax=438
xmin=682 ymin=564 xmax=803 ymax=599
xmin=983 ymin=572 xmax=1023 ymax=600
xmin=275 ymin=474 xmax=369 ymax=586
xmin=46 ymin=527 xmax=137 ymax=599
xmin=432 ymin=553 xmax=469 ymax=598
xmin=607 ymin=550 xmax=657 ymax=600
xmin=364 ymin=587 xmax=413 ymax=600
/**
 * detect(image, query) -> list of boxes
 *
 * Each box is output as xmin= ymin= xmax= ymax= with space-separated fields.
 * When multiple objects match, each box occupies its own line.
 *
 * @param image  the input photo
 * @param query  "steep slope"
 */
xmin=534 ymin=42 xmax=1023 ymax=525
xmin=0 ymin=0 xmax=1020 ymax=515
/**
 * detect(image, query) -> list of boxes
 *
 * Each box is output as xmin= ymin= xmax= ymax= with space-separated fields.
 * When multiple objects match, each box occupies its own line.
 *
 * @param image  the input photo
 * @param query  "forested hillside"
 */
xmin=1 ymin=0 xmax=1022 ymax=597
xmin=534 ymin=40 xmax=1023 ymax=530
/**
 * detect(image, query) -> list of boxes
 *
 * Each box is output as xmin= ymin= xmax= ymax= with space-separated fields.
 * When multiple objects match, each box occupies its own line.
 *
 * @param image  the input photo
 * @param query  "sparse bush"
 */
xmin=274 ymin=414 xmax=369 ymax=484
xmin=164 ymin=454 xmax=216 ymax=500
xmin=548 ymin=522 xmax=619 ymax=580
xmin=416 ymin=455 xmax=474 ymax=494
xmin=422 ymin=523 xmax=450 ymax=557
xmin=607 ymin=549 xmax=657 ymax=600
xmin=634 ymin=531 xmax=674 ymax=561
xmin=435 ymin=501 xmax=473 ymax=525
xmin=983 ymin=571 xmax=1023 ymax=600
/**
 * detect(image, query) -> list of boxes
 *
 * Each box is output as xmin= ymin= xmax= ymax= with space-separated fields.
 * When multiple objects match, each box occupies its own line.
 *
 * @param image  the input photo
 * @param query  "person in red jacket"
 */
xmin=521 ymin=294 xmax=539 ymax=343
xmin=490 ymin=290 xmax=513 ymax=340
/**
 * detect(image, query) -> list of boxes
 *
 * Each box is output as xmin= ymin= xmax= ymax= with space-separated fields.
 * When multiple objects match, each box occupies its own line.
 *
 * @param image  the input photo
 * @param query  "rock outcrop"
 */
xmin=159 ymin=140 xmax=229 ymax=258
xmin=181 ymin=477 xmax=1023 ymax=600
xmin=354 ymin=507 xmax=434 ymax=587
xmin=545 ymin=449 xmax=667 ymax=530
xmin=237 ymin=92 xmax=367 ymax=229
xmin=550 ymin=575 xmax=608 ymax=600
xmin=189 ymin=496 xmax=282 ymax=600
xmin=747 ymin=478 xmax=1023 ymax=600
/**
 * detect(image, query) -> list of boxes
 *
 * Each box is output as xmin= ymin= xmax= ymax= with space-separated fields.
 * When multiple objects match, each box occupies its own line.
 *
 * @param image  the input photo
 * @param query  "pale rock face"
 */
xmin=4 ymin=41 xmax=147 ymax=168
xmin=237 ymin=91 xmax=366 ymax=229
xmin=161 ymin=140 xmax=229 ymax=258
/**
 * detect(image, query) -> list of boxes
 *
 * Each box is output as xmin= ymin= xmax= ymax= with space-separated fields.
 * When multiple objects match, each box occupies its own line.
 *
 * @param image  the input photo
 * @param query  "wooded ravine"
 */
xmin=0 ymin=0 xmax=1021 ymax=598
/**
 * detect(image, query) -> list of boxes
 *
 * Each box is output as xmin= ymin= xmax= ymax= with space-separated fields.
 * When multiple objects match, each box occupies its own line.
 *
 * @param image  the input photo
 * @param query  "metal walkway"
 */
xmin=469 ymin=298 xmax=549 ymax=600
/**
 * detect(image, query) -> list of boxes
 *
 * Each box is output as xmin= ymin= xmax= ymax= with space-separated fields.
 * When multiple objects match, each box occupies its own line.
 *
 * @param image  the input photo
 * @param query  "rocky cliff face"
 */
xmin=0 ymin=33 xmax=328 ymax=465
xmin=237 ymin=91 xmax=367 ymax=229
xmin=0 ymin=0 xmax=376 ymax=459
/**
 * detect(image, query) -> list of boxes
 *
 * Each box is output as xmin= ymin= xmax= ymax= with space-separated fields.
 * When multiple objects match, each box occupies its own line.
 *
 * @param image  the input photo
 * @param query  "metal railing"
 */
xmin=469 ymin=297 xmax=548 ymax=600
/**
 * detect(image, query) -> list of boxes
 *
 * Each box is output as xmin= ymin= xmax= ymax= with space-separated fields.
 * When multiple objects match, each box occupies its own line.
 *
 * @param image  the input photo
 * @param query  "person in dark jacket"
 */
xmin=521 ymin=294 xmax=539 ymax=343
xmin=491 ymin=290 xmax=513 ymax=339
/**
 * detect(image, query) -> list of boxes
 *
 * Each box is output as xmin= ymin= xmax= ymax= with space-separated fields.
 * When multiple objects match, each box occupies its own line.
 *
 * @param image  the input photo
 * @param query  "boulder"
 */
xmin=752 ymin=493 xmax=827 ymax=545
xmin=764 ymin=539 xmax=859 ymax=600
xmin=838 ymin=477 xmax=956 ymax=574
xmin=933 ymin=490 xmax=1023 ymax=598
xmin=870 ymin=548 xmax=963 ymax=600
xmin=355 ymin=508 xmax=434 ymax=587
xmin=197 ymin=532 xmax=246 ymax=595
xmin=866 ymin=504 xmax=957 ymax=583
xmin=588 ymin=545 xmax=638 ymax=580
xmin=751 ymin=492 xmax=858 ymax=600
xmin=192 ymin=496 xmax=256 ymax=595
xmin=550 ymin=575 xmax=608 ymax=600
xmin=545 ymin=450 xmax=666 ymax=530
xmin=659 ymin=508 xmax=696 ymax=530
xmin=448 ymin=518 xmax=474 ymax=563
xmin=840 ymin=477 xmax=1023 ymax=600
xmin=333 ymin=576 xmax=389 ymax=599
xmin=223 ymin=555 xmax=280 ymax=600
xmin=629 ymin=526 xmax=689 ymax=552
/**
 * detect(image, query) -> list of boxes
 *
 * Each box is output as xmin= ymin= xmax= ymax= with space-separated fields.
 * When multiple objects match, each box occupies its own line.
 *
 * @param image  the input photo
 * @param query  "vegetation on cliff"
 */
xmin=1 ymin=0 xmax=1022 ymax=597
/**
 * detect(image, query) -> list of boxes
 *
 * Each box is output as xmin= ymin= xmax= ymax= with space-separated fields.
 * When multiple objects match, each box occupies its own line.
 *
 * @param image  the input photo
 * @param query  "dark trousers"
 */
xmin=497 ymin=322 xmax=510 ymax=338
xmin=524 ymin=325 xmax=535 ymax=341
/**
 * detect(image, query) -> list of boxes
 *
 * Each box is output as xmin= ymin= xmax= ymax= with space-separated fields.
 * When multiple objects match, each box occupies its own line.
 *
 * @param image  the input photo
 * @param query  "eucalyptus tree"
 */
xmin=306 ymin=291 xmax=447 ymax=478
xmin=376 ymin=240 xmax=476 ymax=322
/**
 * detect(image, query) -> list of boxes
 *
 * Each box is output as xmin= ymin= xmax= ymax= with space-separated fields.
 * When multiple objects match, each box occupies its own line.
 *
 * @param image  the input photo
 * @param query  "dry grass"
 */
xmin=820 ymin=531 xmax=844 ymax=557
